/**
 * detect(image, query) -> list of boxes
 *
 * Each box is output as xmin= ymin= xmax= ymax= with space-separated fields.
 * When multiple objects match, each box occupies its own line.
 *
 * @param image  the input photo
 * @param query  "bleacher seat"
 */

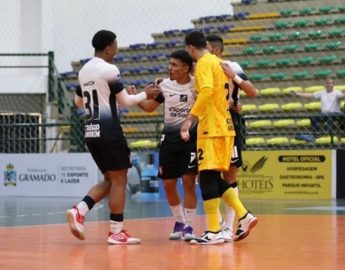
xmin=315 ymin=136 xmax=339 ymax=144
xmin=260 ymin=87 xmax=281 ymax=95
xmin=276 ymin=58 xmax=294 ymax=67
xmin=308 ymin=30 xmax=323 ymax=39
xmin=256 ymin=59 xmax=273 ymax=67
xmin=313 ymin=70 xmax=332 ymax=79
xmin=245 ymin=137 xmax=266 ymax=146
xmin=288 ymin=31 xmax=304 ymax=40
xmin=304 ymin=85 xmax=324 ymax=93
xmin=336 ymin=69 xmax=345 ymax=78
xmin=281 ymin=102 xmax=304 ymax=111
xmin=290 ymin=138 xmax=306 ymax=145
xmin=282 ymin=86 xmax=303 ymax=94
xmin=271 ymin=72 xmax=287 ymax=80
xmin=325 ymin=41 xmax=342 ymax=50
xmin=282 ymin=44 xmax=299 ymax=53
xmin=328 ymin=29 xmax=344 ymax=37
xmin=314 ymin=18 xmax=330 ymax=26
xmin=268 ymin=33 xmax=283 ymax=41
xmin=335 ymin=85 xmax=345 ymax=91
xmin=249 ymin=120 xmax=272 ymax=128
xmin=242 ymin=104 xmax=257 ymax=113
xmin=293 ymin=71 xmax=310 ymax=79
xmin=258 ymin=103 xmax=280 ymax=112
xmin=304 ymin=43 xmax=320 ymax=52
xmin=304 ymin=102 xmax=321 ymax=110
xmin=266 ymin=137 xmax=289 ymax=145
xmin=250 ymin=73 xmax=266 ymax=81
xmin=272 ymin=119 xmax=295 ymax=128
xmin=263 ymin=45 xmax=278 ymax=54
xmin=319 ymin=6 xmax=334 ymax=14
xmin=297 ymin=56 xmax=315 ymax=66
xmin=296 ymin=118 xmax=311 ymax=127
xmin=319 ymin=55 xmax=337 ymax=65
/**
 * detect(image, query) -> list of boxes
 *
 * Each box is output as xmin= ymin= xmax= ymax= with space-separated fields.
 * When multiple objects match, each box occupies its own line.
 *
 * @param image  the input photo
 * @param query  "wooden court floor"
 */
xmin=0 ymin=213 xmax=344 ymax=270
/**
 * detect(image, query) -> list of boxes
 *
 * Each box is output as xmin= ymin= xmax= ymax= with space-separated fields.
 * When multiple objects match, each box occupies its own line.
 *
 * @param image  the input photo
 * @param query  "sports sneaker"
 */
xmin=169 ymin=221 xmax=185 ymax=240
xmin=107 ymin=230 xmax=141 ymax=245
xmin=222 ymin=227 xmax=234 ymax=242
xmin=66 ymin=206 xmax=85 ymax=240
xmin=234 ymin=212 xmax=258 ymax=242
xmin=182 ymin=226 xmax=196 ymax=241
xmin=190 ymin=231 xmax=224 ymax=245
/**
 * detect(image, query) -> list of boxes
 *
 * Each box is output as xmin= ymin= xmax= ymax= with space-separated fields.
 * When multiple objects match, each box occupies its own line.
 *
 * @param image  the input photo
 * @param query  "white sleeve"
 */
xmin=116 ymin=89 xmax=147 ymax=106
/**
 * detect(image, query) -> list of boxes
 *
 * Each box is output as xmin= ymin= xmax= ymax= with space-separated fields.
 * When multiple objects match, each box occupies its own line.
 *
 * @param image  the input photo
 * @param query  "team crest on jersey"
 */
xmin=180 ymin=94 xmax=188 ymax=102
xmin=116 ymin=73 xmax=122 ymax=83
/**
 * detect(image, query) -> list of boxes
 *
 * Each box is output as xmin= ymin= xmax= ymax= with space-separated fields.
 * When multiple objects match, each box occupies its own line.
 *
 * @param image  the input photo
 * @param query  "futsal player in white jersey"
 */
xmin=66 ymin=30 xmax=160 ymax=245
xmin=134 ymin=50 xmax=198 ymax=241
xmin=206 ymin=34 xmax=258 ymax=241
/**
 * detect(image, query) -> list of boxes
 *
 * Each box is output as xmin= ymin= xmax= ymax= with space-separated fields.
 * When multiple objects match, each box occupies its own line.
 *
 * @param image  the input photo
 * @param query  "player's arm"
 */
xmin=126 ymin=83 xmax=162 ymax=112
xmin=221 ymin=62 xmax=257 ymax=97
xmin=293 ymin=92 xmax=314 ymax=98
xmin=115 ymin=83 xmax=160 ymax=107
xmin=74 ymin=85 xmax=84 ymax=109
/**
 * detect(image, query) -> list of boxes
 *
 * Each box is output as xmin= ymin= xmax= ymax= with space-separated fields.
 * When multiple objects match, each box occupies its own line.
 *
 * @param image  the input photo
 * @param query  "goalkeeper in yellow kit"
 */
xmin=181 ymin=31 xmax=257 ymax=245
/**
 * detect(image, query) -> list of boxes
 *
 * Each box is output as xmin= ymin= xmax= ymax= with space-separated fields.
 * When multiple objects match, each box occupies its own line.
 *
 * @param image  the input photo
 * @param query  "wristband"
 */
xmin=233 ymin=75 xmax=243 ymax=85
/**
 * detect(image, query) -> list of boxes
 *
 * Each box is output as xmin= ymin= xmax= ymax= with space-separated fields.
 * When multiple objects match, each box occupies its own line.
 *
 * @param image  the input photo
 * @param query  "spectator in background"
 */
xmin=292 ymin=77 xmax=345 ymax=138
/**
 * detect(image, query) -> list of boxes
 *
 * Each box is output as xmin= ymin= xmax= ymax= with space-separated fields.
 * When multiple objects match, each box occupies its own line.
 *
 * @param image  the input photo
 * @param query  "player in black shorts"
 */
xmin=65 ymin=30 xmax=159 ymax=245
xmin=134 ymin=50 xmax=198 ymax=241
xmin=206 ymin=34 xmax=258 ymax=241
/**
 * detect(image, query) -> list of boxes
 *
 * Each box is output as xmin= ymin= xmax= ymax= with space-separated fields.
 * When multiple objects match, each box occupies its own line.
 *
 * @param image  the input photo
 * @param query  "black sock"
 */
xmin=110 ymin=213 xmax=123 ymax=222
xmin=82 ymin=195 xmax=95 ymax=211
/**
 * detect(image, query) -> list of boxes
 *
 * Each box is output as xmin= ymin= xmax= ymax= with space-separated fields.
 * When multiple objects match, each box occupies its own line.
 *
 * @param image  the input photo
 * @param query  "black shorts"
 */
xmin=230 ymin=133 xmax=243 ymax=168
xmin=158 ymin=142 xmax=197 ymax=179
xmin=86 ymin=139 xmax=131 ymax=173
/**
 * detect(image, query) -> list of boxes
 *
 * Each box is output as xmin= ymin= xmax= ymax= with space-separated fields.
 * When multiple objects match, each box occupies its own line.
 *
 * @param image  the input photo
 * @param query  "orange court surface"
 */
xmin=0 ymin=197 xmax=344 ymax=270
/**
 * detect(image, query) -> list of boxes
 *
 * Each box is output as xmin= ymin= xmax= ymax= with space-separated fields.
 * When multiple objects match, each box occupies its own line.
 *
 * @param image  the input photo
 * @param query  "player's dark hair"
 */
xmin=206 ymin=34 xmax=224 ymax=53
xmin=184 ymin=31 xmax=207 ymax=49
xmin=92 ymin=30 xmax=116 ymax=51
xmin=170 ymin=50 xmax=193 ymax=72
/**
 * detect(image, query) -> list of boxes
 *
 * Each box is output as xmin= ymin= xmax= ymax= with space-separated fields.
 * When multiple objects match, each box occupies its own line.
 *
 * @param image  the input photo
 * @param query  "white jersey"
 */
xmin=155 ymin=78 xmax=197 ymax=143
xmin=77 ymin=57 xmax=125 ymax=141
xmin=313 ymin=89 xmax=344 ymax=113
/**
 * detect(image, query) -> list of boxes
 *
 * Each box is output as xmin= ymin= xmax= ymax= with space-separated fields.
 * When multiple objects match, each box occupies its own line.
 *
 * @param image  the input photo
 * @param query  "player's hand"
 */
xmin=155 ymin=78 xmax=164 ymax=85
xmin=233 ymin=103 xmax=242 ymax=113
xmin=126 ymin=85 xmax=137 ymax=95
xmin=144 ymin=84 xmax=160 ymax=99
xmin=180 ymin=119 xmax=192 ymax=141
xmin=221 ymin=61 xmax=236 ymax=80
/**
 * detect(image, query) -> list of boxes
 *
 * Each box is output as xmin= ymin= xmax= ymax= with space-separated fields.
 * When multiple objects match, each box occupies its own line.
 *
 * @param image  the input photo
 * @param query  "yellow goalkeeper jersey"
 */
xmin=191 ymin=53 xmax=235 ymax=138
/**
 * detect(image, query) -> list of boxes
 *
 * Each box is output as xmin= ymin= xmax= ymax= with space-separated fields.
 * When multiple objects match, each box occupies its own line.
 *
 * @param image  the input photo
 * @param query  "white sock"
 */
xmin=76 ymin=201 xmax=89 ymax=216
xmin=184 ymin=208 xmax=196 ymax=227
xmin=170 ymin=204 xmax=185 ymax=224
xmin=225 ymin=186 xmax=239 ymax=230
xmin=218 ymin=207 xmax=224 ymax=226
xmin=110 ymin=220 xmax=123 ymax=234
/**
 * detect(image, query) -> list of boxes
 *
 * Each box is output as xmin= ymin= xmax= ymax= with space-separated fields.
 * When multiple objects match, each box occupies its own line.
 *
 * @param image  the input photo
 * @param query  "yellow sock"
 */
xmin=203 ymin=198 xmax=221 ymax=232
xmin=221 ymin=188 xmax=247 ymax=219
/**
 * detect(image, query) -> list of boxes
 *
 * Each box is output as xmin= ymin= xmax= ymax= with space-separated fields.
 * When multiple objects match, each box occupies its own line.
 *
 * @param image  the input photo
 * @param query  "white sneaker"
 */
xmin=182 ymin=226 xmax=196 ymax=241
xmin=222 ymin=227 xmax=234 ymax=242
xmin=190 ymin=231 xmax=224 ymax=245
xmin=234 ymin=212 xmax=258 ymax=242
xmin=169 ymin=221 xmax=185 ymax=240
xmin=66 ymin=206 xmax=85 ymax=240
xmin=107 ymin=230 xmax=141 ymax=245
